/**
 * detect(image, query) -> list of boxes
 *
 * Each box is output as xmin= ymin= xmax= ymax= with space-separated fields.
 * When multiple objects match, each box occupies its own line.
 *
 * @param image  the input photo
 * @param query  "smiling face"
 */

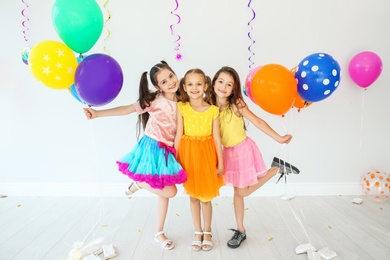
xmin=213 ymin=72 xmax=234 ymax=99
xmin=155 ymin=68 xmax=179 ymax=94
xmin=182 ymin=72 xmax=208 ymax=100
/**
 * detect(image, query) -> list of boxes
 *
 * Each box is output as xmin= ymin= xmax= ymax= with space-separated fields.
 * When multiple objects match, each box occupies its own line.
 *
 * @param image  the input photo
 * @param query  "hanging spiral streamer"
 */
xmin=247 ymin=0 xmax=256 ymax=70
xmin=20 ymin=0 xmax=30 ymax=65
xmin=170 ymin=0 xmax=182 ymax=60
xmin=21 ymin=0 xmax=30 ymax=42
xmin=103 ymin=0 xmax=111 ymax=55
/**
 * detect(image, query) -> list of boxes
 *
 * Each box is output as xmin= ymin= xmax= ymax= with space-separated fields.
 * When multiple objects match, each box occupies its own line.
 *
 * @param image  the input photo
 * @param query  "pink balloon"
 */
xmin=348 ymin=51 xmax=383 ymax=88
xmin=245 ymin=66 xmax=262 ymax=103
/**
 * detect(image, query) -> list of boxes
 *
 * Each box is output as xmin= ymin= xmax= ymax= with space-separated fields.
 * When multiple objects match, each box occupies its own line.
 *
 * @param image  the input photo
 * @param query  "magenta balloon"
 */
xmin=75 ymin=54 xmax=123 ymax=106
xmin=348 ymin=51 xmax=383 ymax=88
xmin=245 ymin=66 xmax=262 ymax=103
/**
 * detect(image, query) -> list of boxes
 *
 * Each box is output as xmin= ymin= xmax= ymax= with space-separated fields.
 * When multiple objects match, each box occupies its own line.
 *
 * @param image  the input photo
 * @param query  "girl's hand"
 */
xmin=83 ymin=108 xmax=97 ymax=119
xmin=217 ymin=165 xmax=224 ymax=177
xmin=280 ymin=134 xmax=293 ymax=144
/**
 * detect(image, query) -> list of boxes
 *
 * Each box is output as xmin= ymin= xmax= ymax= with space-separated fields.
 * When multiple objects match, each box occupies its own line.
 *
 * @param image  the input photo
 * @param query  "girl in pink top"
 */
xmin=84 ymin=61 xmax=186 ymax=250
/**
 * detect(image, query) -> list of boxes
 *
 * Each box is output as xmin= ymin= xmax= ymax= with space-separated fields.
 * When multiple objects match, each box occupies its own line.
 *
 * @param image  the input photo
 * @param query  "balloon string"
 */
xmin=278 ymin=110 xmax=299 ymax=185
xmin=103 ymin=0 xmax=111 ymax=55
xmin=295 ymin=198 xmax=326 ymax=249
xmin=280 ymin=113 xmax=289 ymax=134
xmin=170 ymin=0 xmax=182 ymax=60
xmin=275 ymin=200 xmax=302 ymax=244
xmin=278 ymin=115 xmax=288 ymax=184
xmin=247 ymin=0 xmax=256 ymax=70
xmin=287 ymin=105 xmax=303 ymax=135
xmin=21 ymin=0 xmax=30 ymax=42
xmin=77 ymin=119 xmax=110 ymax=245
xmin=359 ymin=89 xmax=366 ymax=149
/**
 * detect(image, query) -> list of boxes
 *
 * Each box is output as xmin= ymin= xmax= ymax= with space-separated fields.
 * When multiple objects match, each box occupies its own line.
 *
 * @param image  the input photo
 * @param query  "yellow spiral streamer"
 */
xmin=103 ymin=0 xmax=111 ymax=55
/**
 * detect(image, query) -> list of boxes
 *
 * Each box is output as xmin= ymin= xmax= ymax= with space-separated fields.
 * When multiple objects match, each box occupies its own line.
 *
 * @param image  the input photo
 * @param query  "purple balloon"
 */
xmin=75 ymin=54 xmax=123 ymax=106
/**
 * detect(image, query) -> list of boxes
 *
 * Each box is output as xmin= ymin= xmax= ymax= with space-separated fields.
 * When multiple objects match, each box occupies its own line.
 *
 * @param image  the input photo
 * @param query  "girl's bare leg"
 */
xmin=133 ymin=182 xmax=178 ymax=198
xmin=236 ymin=167 xmax=279 ymax=197
xmin=190 ymin=197 xmax=202 ymax=250
xmin=233 ymin=190 xmax=246 ymax=232
xmin=201 ymin=200 xmax=213 ymax=250
xmin=154 ymin=196 xmax=173 ymax=248
xmin=156 ymin=196 xmax=169 ymax=232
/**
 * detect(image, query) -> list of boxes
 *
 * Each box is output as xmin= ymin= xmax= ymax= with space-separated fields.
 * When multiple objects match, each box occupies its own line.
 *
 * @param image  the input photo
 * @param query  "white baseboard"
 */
xmin=0 ymin=182 xmax=364 ymax=197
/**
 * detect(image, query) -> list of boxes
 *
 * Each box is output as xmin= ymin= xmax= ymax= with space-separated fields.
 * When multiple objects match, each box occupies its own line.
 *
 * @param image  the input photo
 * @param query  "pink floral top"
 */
xmin=133 ymin=94 xmax=177 ymax=146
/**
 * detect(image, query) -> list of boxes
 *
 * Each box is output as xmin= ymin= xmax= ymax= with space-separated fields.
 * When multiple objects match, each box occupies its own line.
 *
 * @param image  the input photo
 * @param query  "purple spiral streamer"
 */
xmin=170 ymin=0 xmax=182 ymax=60
xmin=21 ymin=0 xmax=30 ymax=42
xmin=247 ymin=0 xmax=256 ymax=70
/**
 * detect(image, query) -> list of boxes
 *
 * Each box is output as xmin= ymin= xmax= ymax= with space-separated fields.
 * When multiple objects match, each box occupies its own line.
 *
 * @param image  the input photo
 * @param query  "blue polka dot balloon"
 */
xmin=294 ymin=53 xmax=341 ymax=102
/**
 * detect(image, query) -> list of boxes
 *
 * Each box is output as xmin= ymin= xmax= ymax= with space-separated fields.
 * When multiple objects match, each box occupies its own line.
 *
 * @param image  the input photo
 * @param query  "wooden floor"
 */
xmin=0 ymin=194 xmax=389 ymax=260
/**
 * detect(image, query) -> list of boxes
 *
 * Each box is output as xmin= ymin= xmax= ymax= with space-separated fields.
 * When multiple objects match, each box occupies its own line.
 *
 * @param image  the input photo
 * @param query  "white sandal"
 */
xmin=154 ymin=231 xmax=174 ymax=250
xmin=191 ymin=231 xmax=203 ymax=252
xmin=125 ymin=182 xmax=142 ymax=196
xmin=202 ymin=231 xmax=213 ymax=251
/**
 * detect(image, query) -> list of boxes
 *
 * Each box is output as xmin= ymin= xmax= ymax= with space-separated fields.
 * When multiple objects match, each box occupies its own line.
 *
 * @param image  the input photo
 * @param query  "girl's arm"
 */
xmin=239 ymin=99 xmax=292 ymax=144
xmin=174 ymin=107 xmax=184 ymax=152
xmin=212 ymin=116 xmax=224 ymax=176
xmin=83 ymin=104 xmax=136 ymax=120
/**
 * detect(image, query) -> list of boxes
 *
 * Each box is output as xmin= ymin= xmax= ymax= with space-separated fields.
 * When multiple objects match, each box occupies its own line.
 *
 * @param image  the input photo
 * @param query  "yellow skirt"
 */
xmin=178 ymin=135 xmax=224 ymax=202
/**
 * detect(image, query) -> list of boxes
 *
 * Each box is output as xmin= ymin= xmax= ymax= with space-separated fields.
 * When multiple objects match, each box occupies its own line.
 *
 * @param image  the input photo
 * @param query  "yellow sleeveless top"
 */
xmin=220 ymin=108 xmax=246 ymax=147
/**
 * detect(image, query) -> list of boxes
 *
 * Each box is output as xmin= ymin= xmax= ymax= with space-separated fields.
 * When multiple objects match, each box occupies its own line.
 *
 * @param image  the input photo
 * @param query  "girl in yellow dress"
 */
xmin=174 ymin=68 xmax=224 ymax=252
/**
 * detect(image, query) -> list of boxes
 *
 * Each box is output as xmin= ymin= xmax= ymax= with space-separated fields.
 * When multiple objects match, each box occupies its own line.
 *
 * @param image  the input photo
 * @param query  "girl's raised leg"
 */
xmin=236 ymin=167 xmax=279 ymax=197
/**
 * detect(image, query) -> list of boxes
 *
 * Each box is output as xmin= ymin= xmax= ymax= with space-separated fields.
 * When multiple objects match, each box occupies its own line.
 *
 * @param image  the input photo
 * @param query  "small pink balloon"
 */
xmin=245 ymin=66 xmax=262 ymax=103
xmin=348 ymin=51 xmax=383 ymax=88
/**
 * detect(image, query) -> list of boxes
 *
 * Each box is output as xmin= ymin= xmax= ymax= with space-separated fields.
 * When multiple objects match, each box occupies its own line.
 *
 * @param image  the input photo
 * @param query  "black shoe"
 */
xmin=227 ymin=229 xmax=246 ymax=249
xmin=271 ymin=157 xmax=300 ymax=175
xmin=272 ymin=157 xmax=300 ymax=184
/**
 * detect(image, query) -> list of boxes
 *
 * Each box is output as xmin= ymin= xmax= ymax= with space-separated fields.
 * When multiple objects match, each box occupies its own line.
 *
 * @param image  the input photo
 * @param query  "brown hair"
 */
xmin=211 ymin=66 xmax=247 ymax=129
xmin=179 ymin=68 xmax=212 ymax=104
xmin=136 ymin=61 xmax=179 ymax=138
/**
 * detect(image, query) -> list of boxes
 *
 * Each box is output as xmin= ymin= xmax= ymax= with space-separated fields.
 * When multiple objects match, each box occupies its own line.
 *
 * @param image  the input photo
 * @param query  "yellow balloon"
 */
xmin=28 ymin=40 xmax=78 ymax=90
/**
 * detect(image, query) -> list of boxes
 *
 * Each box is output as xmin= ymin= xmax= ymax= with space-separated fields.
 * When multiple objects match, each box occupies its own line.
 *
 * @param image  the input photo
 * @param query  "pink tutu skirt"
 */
xmin=223 ymin=136 xmax=267 ymax=188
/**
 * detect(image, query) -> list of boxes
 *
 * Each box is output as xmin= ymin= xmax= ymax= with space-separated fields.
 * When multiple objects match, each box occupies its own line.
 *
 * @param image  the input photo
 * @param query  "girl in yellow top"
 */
xmin=174 ymin=68 xmax=224 ymax=252
xmin=210 ymin=66 xmax=296 ymax=249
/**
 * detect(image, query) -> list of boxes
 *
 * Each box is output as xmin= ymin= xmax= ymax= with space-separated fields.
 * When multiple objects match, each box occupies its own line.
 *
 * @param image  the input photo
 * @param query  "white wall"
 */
xmin=1 ymin=0 xmax=389 ymax=196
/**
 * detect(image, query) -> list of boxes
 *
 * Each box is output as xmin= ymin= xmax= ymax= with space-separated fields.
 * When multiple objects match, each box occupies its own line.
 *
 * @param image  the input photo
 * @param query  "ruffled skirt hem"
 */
xmin=178 ymin=135 xmax=223 ymax=201
xmin=223 ymin=136 xmax=267 ymax=188
xmin=117 ymin=135 xmax=187 ymax=190
xmin=117 ymin=162 xmax=187 ymax=190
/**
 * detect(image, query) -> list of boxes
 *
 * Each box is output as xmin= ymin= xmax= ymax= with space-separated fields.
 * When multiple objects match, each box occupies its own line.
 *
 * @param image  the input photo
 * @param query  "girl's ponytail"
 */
xmin=136 ymin=72 xmax=152 ymax=138
xmin=136 ymin=61 xmax=177 ymax=137
xmin=204 ymin=75 xmax=213 ymax=105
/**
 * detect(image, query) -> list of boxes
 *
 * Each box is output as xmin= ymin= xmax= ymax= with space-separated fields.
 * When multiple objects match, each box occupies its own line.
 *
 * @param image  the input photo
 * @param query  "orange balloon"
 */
xmin=294 ymin=92 xmax=312 ymax=109
xmin=290 ymin=66 xmax=312 ymax=111
xmin=290 ymin=66 xmax=298 ymax=74
xmin=251 ymin=64 xmax=297 ymax=116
